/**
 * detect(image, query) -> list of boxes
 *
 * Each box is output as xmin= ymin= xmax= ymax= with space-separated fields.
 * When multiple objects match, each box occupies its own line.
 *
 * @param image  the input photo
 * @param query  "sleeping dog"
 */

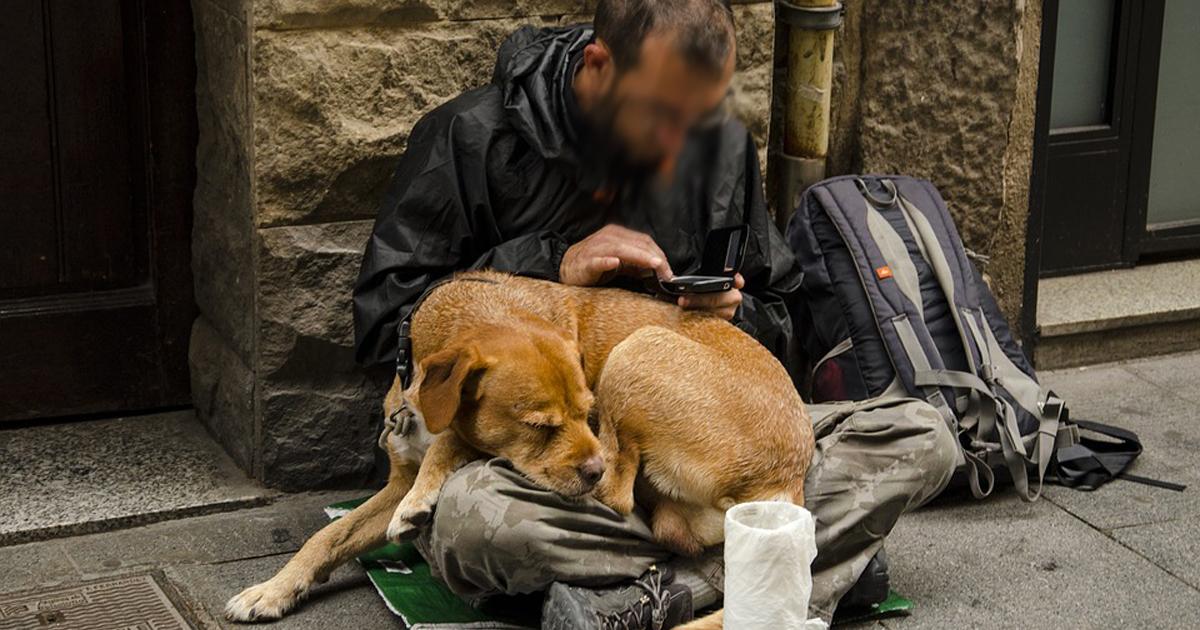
xmin=225 ymin=270 xmax=814 ymax=629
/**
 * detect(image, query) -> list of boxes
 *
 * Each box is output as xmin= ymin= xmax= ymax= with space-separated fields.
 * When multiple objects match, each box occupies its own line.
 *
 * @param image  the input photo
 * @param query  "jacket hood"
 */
xmin=492 ymin=24 xmax=593 ymax=163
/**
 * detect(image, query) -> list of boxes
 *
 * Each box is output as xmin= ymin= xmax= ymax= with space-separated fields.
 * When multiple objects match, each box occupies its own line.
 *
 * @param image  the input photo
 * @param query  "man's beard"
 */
xmin=585 ymin=90 xmax=666 ymax=185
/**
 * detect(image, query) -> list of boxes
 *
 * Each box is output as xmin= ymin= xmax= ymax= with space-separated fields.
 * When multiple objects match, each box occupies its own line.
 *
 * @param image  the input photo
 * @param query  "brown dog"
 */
xmin=225 ymin=270 xmax=813 ymax=626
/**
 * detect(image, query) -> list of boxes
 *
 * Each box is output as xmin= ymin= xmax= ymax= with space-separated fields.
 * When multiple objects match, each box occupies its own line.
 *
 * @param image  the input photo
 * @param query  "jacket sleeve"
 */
xmin=469 ymin=230 xmax=569 ymax=279
xmin=352 ymin=105 xmax=486 ymax=366
xmin=352 ymin=96 xmax=573 ymax=366
xmin=729 ymin=131 xmax=805 ymax=381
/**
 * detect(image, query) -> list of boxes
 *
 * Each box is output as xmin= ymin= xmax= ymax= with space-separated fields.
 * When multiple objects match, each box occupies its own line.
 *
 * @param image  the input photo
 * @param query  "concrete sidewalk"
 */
xmin=3 ymin=351 xmax=1199 ymax=628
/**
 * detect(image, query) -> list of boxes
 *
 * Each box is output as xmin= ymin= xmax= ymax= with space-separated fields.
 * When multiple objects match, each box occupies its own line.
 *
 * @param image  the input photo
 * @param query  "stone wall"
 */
xmin=189 ymin=0 xmax=1041 ymax=488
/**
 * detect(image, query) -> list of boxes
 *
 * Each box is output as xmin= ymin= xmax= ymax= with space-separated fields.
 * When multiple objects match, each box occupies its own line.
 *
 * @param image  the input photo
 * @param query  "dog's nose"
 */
xmin=578 ymin=456 xmax=605 ymax=487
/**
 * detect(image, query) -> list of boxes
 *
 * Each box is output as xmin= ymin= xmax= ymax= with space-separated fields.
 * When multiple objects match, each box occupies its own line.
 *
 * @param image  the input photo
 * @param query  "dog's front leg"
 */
xmin=225 ymin=456 xmax=417 ymax=622
xmin=386 ymin=431 xmax=477 ymax=542
xmin=593 ymin=438 xmax=640 ymax=515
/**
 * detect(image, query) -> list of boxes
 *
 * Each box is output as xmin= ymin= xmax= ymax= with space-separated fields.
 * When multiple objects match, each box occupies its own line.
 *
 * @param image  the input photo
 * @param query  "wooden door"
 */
xmin=0 ymin=0 xmax=196 ymax=422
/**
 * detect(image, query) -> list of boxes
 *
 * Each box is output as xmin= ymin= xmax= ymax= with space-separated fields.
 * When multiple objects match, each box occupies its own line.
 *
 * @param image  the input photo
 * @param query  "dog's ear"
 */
xmin=416 ymin=344 xmax=487 ymax=434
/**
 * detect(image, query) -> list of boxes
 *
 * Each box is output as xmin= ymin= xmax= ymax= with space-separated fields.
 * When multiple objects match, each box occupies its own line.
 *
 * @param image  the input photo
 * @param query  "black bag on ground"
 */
xmin=784 ymin=175 xmax=1160 ymax=499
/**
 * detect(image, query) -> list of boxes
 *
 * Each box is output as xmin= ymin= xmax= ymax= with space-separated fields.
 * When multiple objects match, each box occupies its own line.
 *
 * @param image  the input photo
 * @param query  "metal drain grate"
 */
xmin=0 ymin=573 xmax=192 ymax=630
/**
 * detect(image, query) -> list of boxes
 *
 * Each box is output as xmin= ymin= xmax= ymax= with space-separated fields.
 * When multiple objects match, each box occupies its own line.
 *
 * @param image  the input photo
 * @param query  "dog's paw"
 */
xmin=598 ymin=492 xmax=635 ymax=516
xmin=386 ymin=503 xmax=433 ymax=543
xmin=593 ymin=481 xmax=636 ymax=516
xmin=224 ymin=575 xmax=310 ymax=623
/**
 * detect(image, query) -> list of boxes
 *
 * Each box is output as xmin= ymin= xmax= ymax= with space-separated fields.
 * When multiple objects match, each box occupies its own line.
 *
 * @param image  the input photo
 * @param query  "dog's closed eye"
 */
xmin=522 ymin=411 xmax=562 ymax=427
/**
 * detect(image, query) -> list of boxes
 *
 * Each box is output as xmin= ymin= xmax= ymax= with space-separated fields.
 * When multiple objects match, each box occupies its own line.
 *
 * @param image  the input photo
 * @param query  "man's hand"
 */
xmin=677 ymin=273 xmax=744 ymax=320
xmin=559 ymin=225 xmax=673 ymax=286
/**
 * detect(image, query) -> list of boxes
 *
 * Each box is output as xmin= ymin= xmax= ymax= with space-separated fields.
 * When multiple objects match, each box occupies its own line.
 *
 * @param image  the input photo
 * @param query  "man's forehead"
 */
xmin=635 ymin=31 xmax=735 ymax=71
xmin=627 ymin=32 xmax=735 ymax=95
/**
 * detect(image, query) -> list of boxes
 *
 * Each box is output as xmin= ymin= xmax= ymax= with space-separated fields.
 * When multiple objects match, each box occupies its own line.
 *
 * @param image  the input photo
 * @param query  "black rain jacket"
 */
xmin=352 ymin=24 xmax=804 ymax=375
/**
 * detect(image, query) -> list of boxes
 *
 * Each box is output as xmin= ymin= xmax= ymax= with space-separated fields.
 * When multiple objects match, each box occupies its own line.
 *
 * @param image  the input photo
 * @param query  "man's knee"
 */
xmin=424 ymin=460 xmax=531 ymax=557
xmin=416 ymin=460 xmax=552 ymax=599
xmin=420 ymin=458 xmax=666 ymax=600
xmin=813 ymin=399 xmax=959 ymax=507
xmin=898 ymin=401 xmax=960 ymax=505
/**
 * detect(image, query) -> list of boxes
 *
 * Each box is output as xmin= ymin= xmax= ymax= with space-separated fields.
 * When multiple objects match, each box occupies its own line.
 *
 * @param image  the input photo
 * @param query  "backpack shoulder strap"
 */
xmin=888 ymin=176 xmax=1069 ymax=502
xmin=808 ymin=178 xmax=958 ymax=425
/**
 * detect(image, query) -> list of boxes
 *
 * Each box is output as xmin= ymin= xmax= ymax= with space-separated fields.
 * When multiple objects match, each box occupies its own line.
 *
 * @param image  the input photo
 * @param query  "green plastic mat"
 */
xmin=831 ymin=590 xmax=914 ymax=626
xmin=325 ymin=497 xmax=537 ymax=629
xmin=328 ymin=497 xmax=913 ymax=628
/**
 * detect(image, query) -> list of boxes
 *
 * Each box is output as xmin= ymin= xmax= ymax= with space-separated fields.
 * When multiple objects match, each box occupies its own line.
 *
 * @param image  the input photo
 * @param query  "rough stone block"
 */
xmin=859 ymin=1 xmax=1020 ymax=242
xmin=254 ymin=0 xmax=589 ymax=29
xmin=994 ymin=0 xmax=1040 ymax=335
xmin=255 ymin=221 xmax=390 ymax=488
xmin=731 ymin=1 xmax=774 ymax=165
xmin=192 ymin=0 xmax=257 ymax=362
xmin=252 ymin=21 xmax=530 ymax=227
xmin=189 ymin=316 xmax=257 ymax=473
xmin=198 ymin=0 xmax=251 ymax=23
xmin=828 ymin=0 xmax=864 ymax=177
xmin=258 ymin=374 xmax=389 ymax=490
xmin=253 ymin=0 xmax=771 ymax=31
xmin=857 ymin=0 xmax=1031 ymax=326
xmin=256 ymin=221 xmax=372 ymax=367
xmin=252 ymin=5 xmax=779 ymax=229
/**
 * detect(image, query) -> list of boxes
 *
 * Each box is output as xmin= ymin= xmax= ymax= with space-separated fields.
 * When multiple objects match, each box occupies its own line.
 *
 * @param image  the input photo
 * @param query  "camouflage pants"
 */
xmin=414 ymin=397 xmax=959 ymax=623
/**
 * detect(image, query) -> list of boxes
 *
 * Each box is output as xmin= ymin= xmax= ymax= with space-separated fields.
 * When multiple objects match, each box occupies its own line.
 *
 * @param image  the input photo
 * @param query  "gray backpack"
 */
xmin=784 ymin=175 xmax=1156 ymax=500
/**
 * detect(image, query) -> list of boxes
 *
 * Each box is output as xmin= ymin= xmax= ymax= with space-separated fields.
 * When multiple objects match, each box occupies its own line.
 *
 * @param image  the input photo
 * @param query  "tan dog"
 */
xmin=225 ymin=270 xmax=813 ymax=627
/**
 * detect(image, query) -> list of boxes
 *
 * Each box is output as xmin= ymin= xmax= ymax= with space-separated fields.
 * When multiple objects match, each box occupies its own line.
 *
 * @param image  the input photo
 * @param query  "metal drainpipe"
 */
xmin=772 ymin=0 xmax=845 ymax=231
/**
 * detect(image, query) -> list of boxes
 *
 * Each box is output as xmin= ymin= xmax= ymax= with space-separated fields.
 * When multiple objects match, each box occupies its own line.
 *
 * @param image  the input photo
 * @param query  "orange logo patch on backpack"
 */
xmin=875 ymin=266 xmax=893 ymax=280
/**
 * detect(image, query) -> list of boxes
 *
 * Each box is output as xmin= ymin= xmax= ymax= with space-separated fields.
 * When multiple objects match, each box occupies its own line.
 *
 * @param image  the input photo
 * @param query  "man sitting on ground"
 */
xmin=353 ymin=0 xmax=958 ymax=626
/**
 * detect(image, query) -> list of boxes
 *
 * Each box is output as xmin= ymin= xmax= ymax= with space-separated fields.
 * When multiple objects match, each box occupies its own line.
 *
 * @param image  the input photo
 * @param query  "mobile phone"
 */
xmin=654 ymin=225 xmax=749 ymax=296
xmin=657 ymin=275 xmax=736 ymax=295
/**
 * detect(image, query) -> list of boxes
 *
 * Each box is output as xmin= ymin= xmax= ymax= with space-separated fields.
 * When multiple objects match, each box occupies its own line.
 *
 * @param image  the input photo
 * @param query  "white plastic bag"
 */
xmin=724 ymin=501 xmax=828 ymax=630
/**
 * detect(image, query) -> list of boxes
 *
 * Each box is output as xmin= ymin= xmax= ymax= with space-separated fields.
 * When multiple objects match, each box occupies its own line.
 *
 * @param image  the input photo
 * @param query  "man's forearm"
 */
xmin=470 ymin=230 xmax=570 ymax=282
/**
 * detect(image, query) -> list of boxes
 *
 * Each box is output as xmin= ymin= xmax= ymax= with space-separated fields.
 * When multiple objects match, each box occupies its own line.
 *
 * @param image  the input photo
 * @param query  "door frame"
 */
xmin=1021 ymin=0 xmax=1060 ymax=360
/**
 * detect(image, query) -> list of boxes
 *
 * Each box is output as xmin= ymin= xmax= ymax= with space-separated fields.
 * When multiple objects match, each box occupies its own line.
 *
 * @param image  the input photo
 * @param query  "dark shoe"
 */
xmin=837 ymin=548 xmax=890 ymax=610
xmin=541 ymin=565 xmax=695 ymax=630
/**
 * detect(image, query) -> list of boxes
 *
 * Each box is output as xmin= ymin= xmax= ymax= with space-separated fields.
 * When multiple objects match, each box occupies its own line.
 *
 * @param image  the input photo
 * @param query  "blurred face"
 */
xmin=578 ymin=32 xmax=735 ymax=172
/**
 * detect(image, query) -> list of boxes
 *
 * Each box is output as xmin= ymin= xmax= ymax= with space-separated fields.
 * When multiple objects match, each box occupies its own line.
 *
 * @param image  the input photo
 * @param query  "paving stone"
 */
xmin=1119 ymin=351 xmax=1200 ymax=405
xmin=0 ymin=411 xmax=272 ymax=545
xmin=0 ymin=540 xmax=80 ymax=593
xmin=885 ymin=493 xmax=1200 ymax=629
xmin=164 ymin=554 xmax=392 ymax=629
xmin=63 ymin=491 xmax=371 ymax=578
xmin=1038 ymin=362 xmax=1200 ymax=530
xmin=1111 ymin=518 xmax=1200 ymax=593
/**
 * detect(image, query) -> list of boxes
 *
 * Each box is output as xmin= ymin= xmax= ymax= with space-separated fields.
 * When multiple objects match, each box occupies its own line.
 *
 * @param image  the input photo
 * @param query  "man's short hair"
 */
xmin=594 ymin=0 xmax=736 ymax=76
